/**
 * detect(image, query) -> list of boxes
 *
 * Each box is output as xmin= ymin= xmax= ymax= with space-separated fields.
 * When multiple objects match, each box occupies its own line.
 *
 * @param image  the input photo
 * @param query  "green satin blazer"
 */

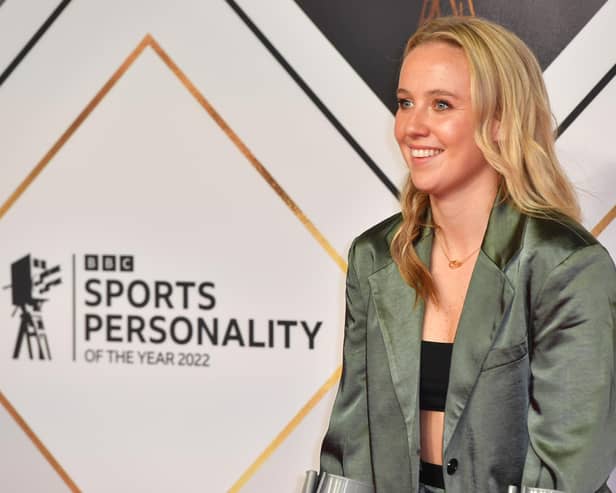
xmin=320 ymin=199 xmax=616 ymax=492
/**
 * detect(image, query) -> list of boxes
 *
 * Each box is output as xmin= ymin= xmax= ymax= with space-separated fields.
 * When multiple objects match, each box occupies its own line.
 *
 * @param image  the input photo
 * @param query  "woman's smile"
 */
xmin=409 ymin=146 xmax=444 ymax=159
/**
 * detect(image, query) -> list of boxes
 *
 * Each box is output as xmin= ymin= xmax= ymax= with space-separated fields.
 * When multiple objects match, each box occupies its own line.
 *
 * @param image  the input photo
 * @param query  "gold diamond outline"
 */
xmin=0 ymin=33 xmax=346 ymax=493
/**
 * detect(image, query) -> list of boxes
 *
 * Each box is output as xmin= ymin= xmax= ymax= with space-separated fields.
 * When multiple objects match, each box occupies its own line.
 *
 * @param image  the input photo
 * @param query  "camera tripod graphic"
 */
xmin=6 ymin=255 xmax=61 ymax=360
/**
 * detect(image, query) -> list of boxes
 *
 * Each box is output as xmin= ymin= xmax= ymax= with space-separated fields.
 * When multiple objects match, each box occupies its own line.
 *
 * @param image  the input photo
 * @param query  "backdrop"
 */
xmin=0 ymin=1 xmax=614 ymax=491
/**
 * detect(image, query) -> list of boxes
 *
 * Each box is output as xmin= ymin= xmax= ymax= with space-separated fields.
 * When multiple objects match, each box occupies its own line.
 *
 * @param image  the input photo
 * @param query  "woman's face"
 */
xmin=394 ymin=41 xmax=497 ymax=199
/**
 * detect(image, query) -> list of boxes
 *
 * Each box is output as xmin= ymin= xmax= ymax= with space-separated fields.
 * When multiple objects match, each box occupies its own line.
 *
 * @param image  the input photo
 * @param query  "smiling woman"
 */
xmin=394 ymin=42 xmax=497 ymax=202
xmin=316 ymin=16 xmax=616 ymax=493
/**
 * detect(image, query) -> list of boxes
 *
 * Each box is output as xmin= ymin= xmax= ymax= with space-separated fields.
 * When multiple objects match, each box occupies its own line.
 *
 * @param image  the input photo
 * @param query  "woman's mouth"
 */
xmin=410 ymin=147 xmax=443 ymax=158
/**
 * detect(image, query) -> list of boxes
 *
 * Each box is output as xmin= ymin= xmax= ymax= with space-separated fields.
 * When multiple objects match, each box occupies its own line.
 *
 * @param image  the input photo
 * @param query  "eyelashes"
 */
xmin=396 ymin=98 xmax=452 ymax=111
xmin=434 ymin=100 xmax=451 ymax=111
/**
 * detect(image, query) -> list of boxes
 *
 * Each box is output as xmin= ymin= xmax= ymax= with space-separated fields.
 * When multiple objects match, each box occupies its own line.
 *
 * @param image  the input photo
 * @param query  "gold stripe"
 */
xmin=592 ymin=205 xmax=616 ymax=237
xmin=419 ymin=0 xmax=476 ymax=23
xmin=0 ymin=391 xmax=80 ymax=492
xmin=468 ymin=0 xmax=476 ymax=16
xmin=0 ymin=35 xmax=151 ymax=222
xmin=419 ymin=0 xmax=428 ymax=25
xmin=228 ymin=366 xmax=343 ymax=493
xmin=146 ymin=37 xmax=347 ymax=272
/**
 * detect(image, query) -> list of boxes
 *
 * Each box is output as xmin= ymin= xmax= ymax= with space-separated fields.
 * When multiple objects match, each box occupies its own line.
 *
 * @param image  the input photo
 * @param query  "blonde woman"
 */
xmin=319 ymin=16 xmax=616 ymax=493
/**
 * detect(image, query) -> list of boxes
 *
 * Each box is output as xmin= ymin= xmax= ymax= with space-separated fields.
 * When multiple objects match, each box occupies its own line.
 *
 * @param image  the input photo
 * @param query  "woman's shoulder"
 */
xmin=522 ymin=211 xmax=614 ymax=277
xmin=348 ymin=213 xmax=402 ymax=269
xmin=525 ymin=212 xmax=596 ymax=250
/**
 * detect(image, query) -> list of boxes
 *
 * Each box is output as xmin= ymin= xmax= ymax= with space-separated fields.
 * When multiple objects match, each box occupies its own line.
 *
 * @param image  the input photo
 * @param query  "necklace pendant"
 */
xmin=448 ymin=260 xmax=462 ymax=269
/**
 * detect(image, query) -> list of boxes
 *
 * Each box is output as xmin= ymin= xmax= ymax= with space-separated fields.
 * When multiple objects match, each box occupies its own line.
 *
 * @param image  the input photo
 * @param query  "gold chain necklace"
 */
xmin=435 ymin=232 xmax=481 ymax=269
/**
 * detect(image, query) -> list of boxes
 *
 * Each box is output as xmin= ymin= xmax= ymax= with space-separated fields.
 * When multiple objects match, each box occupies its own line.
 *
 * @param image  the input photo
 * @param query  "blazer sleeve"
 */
xmin=521 ymin=243 xmax=616 ymax=492
xmin=319 ymin=239 xmax=373 ymax=482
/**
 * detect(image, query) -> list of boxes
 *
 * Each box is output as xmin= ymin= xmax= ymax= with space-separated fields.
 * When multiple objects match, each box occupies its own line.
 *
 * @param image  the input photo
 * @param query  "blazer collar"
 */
xmin=368 ymin=198 xmax=525 ymax=455
xmin=481 ymin=195 xmax=526 ymax=270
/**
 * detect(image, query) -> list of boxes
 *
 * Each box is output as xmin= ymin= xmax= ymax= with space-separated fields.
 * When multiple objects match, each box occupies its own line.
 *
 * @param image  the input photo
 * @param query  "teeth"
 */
xmin=410 ymin=148 xmax=442 ymax=158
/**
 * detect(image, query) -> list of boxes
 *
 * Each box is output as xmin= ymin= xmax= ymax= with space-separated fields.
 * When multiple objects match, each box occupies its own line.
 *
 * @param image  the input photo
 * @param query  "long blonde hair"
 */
xmin=390 ymin=16 xmax=580 ymax=302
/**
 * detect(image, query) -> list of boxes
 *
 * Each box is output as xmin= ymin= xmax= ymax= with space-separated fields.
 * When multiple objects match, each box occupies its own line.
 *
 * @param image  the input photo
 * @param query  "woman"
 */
xmin=319 ymin=16 xmax=616 ymax=493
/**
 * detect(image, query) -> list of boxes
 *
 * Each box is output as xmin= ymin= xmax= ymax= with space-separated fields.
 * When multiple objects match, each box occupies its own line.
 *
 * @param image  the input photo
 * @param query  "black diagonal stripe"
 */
xmin=557 ymin=63 xmax=616 ymax=138
xmin=0 ymin=0 xmax=72 ymax=87
xmin=224 ymin=0 xmax=400 ymax=199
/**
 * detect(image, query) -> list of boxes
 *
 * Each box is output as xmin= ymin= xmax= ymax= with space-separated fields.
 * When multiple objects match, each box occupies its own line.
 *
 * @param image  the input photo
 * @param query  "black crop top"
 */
xmin=420 ymin=341 xmax=453 ymax=411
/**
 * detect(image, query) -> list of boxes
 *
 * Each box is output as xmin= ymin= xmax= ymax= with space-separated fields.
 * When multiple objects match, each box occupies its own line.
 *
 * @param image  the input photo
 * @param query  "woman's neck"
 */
xmin=429 ymin=185 xmax=498 ymax=255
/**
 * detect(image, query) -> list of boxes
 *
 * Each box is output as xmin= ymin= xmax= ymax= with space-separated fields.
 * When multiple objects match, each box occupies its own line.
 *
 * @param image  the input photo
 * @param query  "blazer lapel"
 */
xmin=442 ymin=251 xmax=514 ymax=450
xmin=443 ymin=199 xmax=524 ymax=452
xmin=368 ymin=228 xmax=433 ymax=447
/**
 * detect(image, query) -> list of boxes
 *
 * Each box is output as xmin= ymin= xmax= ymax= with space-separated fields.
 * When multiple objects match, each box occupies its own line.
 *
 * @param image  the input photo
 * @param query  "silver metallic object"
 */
xmin=302 ymin=471 xmax=564 ymax=492
xmin=508 ymin=486 xmax=565 ymax=492
xmin=301 ymin=471 xmax=375 ymax=493
xmin=301 ymin=471 xmax=318 ymax=493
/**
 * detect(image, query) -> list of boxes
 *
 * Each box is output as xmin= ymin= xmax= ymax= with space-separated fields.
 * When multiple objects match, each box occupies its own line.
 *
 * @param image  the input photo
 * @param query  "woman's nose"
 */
xmin=397 ymin=107 xmax=430 ymax=139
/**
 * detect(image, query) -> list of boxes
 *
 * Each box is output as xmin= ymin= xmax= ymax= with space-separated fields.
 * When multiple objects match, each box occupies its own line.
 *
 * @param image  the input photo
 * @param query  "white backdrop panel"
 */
xmin=0 ymin=0 xmax=59 ymax=73
xmin=0 ymin=1 xmax=614 ymax=492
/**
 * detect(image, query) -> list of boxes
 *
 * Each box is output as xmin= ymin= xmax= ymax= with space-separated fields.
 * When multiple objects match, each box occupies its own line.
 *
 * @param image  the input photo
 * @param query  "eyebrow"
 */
xmin=396 ymin=88 xmax=460 ymax=99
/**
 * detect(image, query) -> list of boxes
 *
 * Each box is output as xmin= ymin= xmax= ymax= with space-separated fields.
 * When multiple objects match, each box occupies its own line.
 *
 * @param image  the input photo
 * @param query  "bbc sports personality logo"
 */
xmin=6 ymin=255 xmax=61 ymax=360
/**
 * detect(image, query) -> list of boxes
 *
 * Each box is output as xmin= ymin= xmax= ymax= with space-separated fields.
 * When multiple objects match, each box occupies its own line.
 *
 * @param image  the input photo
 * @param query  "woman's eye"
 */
xmin=397 ymin=98 xmax=414 ymax=109
xmin=434 ymin=100 xmax=450 ymax=111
